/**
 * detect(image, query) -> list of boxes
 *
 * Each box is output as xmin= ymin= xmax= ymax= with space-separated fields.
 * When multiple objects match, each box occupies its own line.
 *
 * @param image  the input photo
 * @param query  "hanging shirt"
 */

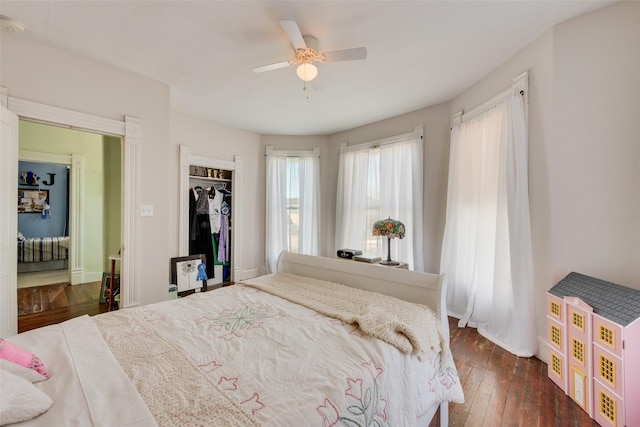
xmin=193 ymin=187 xmax=209 ymax=214
xmin=208 ymin=188 xmax=223 ymax=233
xmin=218 ymin=201 xmax=230 ymax=264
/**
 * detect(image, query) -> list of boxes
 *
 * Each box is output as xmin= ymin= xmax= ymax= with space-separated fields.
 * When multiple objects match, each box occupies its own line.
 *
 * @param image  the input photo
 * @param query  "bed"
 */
xmin=17 ymin=236 xmax=69 ymax=273
xmin=1 ymin=252 xmax=464 ymax=426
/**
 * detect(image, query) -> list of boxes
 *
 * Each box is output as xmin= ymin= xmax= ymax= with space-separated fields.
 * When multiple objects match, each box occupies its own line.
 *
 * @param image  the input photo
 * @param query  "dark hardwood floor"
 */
xmin=18 ymin=285 xmax=598 ymax=426
xmin=17 ymin=281 xmax=108 ymax=333
xmin=430 ymin=317 xmax=599 ymax=427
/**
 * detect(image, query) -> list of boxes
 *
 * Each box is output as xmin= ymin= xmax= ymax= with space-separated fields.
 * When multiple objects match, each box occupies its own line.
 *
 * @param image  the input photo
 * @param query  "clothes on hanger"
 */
xmin=217 ymin=200 xmax=231 ymax=264
xmin=193 ymin=187 xmax=209 ymax=214
xmin=189 ymin=187 xmax=215 ymax=279
xmin=208 ymin=187 xmax=223 ymax=233
xmin=188 ymin=175 xmax=233 ymax=280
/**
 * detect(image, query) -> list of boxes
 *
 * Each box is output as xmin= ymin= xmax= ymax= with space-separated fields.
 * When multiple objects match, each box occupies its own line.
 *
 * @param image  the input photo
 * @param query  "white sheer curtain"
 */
xmin=380 ymin=140 xmax=424 ymax=271
xmin=266 ymin=154 xmax=288 ymax=274
xmin=335 ymin=148 xmax=372 ymax=254
xmin=335 ymin=130 xmax=423 ymax=270
xmin=440 ymin=89 xmax=536 ymax=357
xmin=297 ymin=155 xmax=320 ymax=255
xmin=265 ymin=148 xmax=320 ymax=273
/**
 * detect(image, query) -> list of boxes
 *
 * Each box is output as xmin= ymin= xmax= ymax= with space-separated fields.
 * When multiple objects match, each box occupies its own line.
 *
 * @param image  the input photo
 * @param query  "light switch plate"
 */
xmin=140 ymin=204 xmax=154 ymax=216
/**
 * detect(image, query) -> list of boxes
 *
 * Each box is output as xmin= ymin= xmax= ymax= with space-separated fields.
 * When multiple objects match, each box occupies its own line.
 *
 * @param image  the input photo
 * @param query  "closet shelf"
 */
xmin=189 ymin=175 xmax=231 ymax=183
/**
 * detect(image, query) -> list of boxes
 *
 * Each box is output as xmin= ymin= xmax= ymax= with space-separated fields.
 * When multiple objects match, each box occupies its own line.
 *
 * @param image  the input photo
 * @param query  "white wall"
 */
xmin=449 ymin=1 xmax=640 ymax=361
xmin=1 ymin=33 xmax=171 ymax=306
xmin=550 ymin=1 xmax=640 ymax=288
xmin=170 ymin=112 xmax=264 ymax=277
xmin=327 ymin=102 xmax=452 ymax=273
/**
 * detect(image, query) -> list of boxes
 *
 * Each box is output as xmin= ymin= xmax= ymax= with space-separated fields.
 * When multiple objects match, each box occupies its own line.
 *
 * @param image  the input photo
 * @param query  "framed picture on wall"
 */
xmin=170 ymin=254 xmax=208 ymax=296
xmin=17 ymin=189 xmax=49 ymax=213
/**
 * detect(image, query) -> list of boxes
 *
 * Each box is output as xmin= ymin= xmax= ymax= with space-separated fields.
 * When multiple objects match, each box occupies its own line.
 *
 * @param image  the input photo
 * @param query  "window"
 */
xmin=285 ymin=158 xmax=300 ymax=252
xmin=265 ymin=146 xmax=320 ymax=273
xmin=335 ymin=127 xmax=423 ymax=270
xmin=598 ymin=324 xmax=615 ymax=348
xmin=599 ymin=391 xmax=616 ymax=424
xmin=550 ymin=300 xmax=561 ymax=319
xmin=439 ymin=74 xmax=535 ymax=357
xmin=551 ymin=353 xmax=562 ymax=378
xmin=550 ymin=324 xmax=562 ymax=349
xmin=572 ymin=338 xmax=585 ymax=364
xmin=572 ymin=312 xmax=585 ymax=331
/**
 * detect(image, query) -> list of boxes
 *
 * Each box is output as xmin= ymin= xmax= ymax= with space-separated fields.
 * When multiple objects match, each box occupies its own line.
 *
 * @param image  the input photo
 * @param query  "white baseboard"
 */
xmin=84 ymin=271 xmax=103 ymax=283
xmin=71 ymin=268 xmax=82 ymax=285
xmin=234 ymin=266 xmax=266 ymax=281
xmin=536 ymin=335 xmax=549 ymax=364
xmin=71 ymin=270 xmax=103 ymax=285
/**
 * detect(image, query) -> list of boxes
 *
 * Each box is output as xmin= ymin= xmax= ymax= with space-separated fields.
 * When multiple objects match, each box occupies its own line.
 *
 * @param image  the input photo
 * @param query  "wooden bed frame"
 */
xmin=276 ymin=251 xmax=450 ymax=427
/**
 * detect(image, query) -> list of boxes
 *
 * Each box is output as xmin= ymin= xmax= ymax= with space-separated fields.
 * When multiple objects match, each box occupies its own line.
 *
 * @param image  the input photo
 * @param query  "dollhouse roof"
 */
xmin=549 ymin=272 xmax=640 ymax=327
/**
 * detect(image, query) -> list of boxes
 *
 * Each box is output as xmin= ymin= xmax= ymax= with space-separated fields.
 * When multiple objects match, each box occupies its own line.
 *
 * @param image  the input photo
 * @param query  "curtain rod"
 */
xmin=457 ymin=71 xmax=529 ymax=124
xmin=265 ymin=145 xmax=320 ymax=158
xmin=340 ymin=125 xmax=424 ymax=154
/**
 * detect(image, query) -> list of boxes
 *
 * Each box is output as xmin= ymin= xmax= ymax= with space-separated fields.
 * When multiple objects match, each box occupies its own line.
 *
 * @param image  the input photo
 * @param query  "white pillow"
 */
xmin=0 ymin=358 xmax=48 ymax=383
xmin=0 ymin=368 xmax=53 ymax=426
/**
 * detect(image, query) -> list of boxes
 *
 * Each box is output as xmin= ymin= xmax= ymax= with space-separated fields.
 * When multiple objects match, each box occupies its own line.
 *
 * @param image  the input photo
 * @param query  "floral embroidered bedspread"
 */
xmin=242 ymin=273 xmax=443 ymax=360
xmin=100 ymin=283 xmax=464 ymax=426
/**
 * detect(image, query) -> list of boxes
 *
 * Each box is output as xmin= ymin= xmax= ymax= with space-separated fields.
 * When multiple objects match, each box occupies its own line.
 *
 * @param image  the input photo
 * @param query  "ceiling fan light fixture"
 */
xmin=296 ymin=63 xmax=318 ymax=82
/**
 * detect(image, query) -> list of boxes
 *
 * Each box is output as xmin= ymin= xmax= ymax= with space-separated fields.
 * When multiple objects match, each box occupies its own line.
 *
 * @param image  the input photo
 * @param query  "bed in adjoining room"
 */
xmin=0 ymin=252 xmax=464 ymax=427
xmin=16 ymin=234 xmax=69 ymax=273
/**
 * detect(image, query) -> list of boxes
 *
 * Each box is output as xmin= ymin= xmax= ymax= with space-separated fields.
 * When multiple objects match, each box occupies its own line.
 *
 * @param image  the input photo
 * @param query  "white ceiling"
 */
xmin=0 ymin=1 xmax=614 ymax=136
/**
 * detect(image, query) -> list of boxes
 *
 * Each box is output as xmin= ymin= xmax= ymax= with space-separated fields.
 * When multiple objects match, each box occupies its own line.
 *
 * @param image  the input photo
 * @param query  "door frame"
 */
xmin=178 ymin=145 xmax=243 ymax=281
xmin=1 ymin=87 xmax=142 ymax=309
xmin=1 ymin=105 xmax=18 ymax=336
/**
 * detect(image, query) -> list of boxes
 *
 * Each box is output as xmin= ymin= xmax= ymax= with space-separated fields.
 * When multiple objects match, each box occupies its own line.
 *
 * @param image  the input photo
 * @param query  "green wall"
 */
xmin=103 ymin=135 xmax=122 ymax=272
xmin=18 ymin=120 xmax=120 ymax=281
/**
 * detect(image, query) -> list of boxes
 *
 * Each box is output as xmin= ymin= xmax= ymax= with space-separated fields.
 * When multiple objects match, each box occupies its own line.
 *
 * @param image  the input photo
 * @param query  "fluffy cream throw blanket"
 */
xmin=241 ymin=273 xmax=443 ymax=359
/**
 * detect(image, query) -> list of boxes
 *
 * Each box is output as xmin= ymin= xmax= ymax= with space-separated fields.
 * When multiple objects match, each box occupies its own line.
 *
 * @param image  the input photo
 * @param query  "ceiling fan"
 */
xmin=251 ymin=20 xmax=367 ymax=82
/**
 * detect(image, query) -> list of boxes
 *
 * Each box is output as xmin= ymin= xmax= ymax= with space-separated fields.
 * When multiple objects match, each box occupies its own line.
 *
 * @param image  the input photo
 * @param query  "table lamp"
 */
xmin=372 ymin=217 xmax=405 ymax=266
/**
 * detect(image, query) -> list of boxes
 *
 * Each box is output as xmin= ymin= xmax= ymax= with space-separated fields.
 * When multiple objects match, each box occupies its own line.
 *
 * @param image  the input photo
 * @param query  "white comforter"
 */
xmin=97 ymin=282 xmax=463 ymax=426
xmin=8 ymin=277 xmax=463 ymax=426
xmin=7 ymin=316 xmax=157 ymax=427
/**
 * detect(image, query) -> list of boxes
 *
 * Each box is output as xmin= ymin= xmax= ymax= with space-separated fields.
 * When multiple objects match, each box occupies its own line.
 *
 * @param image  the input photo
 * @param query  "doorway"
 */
xmin=1 ymin=96 xmax=140 ymax=337
xmin=16 ymin=120 xmax=122 ymax=328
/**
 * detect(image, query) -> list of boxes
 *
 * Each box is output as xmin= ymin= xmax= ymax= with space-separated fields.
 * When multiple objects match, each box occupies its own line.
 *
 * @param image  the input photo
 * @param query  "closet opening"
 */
xmin=177 ymin=145 xmax=242 ymax=298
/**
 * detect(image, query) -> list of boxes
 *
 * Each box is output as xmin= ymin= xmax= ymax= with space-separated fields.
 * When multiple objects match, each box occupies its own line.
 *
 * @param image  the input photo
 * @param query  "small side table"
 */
xmin=107 ymin=254 xmax=121 ymax=311
xmin=335 ymin=257 xmax=409 ymax=270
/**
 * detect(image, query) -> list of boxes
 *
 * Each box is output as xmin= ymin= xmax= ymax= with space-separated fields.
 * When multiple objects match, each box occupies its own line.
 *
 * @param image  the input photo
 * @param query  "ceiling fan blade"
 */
xmin=251 ymin=61 xmax=291 ymax=73
xmin=279 ymin=20 xmax=307 ymax=50
xmin=323 ymin=47 xmax=367 ymax=62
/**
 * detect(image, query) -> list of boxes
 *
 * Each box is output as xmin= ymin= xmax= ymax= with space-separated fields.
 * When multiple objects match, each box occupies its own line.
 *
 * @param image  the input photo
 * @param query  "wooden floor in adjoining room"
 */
xmin=17 ymin=281 xmax=108 ymax=333
xmin=430 ymin=317 xmax=599 ymax=427
xmin=18 ymin=269 xmax=69 ymax=289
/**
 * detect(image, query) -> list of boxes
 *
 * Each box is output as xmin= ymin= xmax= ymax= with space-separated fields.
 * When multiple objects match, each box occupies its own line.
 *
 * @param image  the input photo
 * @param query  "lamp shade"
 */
xmin=372 ymin=217 xmax=405 ymax=239
xmin=296 ymin=63 xmax=318 ymax=82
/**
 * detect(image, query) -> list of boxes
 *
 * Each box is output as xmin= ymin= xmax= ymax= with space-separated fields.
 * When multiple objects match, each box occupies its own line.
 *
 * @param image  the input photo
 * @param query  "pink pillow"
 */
xmin=0 ymin=338 xmax=49 ymax=379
